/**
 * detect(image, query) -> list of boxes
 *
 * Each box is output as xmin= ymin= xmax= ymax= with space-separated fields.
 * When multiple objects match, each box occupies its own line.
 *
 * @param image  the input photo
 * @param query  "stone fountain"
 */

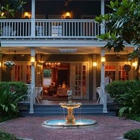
xmin=43 ymin=90 xmax=97 ymax=128
xmin=59 ymin=90 xmax=81 ymax=124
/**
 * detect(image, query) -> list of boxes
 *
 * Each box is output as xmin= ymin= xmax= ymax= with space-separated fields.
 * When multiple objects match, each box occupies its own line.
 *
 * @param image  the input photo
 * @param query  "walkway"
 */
xmin=0 ymin=115 xmax=140 ymax=140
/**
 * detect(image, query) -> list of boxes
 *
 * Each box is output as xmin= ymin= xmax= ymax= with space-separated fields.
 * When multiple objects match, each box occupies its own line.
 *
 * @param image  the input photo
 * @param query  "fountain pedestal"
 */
xmin=59 ymin=101 xmax=81 ymax=124
xmin=66 ymin=108 xmax=75 ymax=124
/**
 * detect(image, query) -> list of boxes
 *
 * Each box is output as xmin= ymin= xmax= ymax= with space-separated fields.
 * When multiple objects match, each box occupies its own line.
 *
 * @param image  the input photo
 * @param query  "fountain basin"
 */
xmin=43 ymin=119 xmax=97 ymax=128
xmin=42 ymin=90 xmax=97 ymax=128
xmin=59 ymin=102 xmax=81 ymax=109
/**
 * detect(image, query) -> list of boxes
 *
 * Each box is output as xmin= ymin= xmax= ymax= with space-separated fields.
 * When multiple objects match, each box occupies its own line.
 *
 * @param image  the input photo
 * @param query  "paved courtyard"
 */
xmin=0 ymin=115 xmax=140 ymax=140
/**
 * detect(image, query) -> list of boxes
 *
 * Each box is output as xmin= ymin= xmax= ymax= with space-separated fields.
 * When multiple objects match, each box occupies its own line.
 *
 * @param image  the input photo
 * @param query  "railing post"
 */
xmin=100 ymin=0 xmax=105 ymax=34
xmin=31 ymin=0 xmax=35 ymax=37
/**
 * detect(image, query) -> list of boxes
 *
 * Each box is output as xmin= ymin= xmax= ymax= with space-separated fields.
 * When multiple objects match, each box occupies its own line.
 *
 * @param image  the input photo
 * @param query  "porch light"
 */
xmin=65 ymin=12 xmax=70 ymax=19
xmin=30 ymin=56 xmax=35 ymax=64
xmin=24 ymin=12 xmax=31 ymax=18
xmin=93 ymin=62 xmax=97 ymax=67
xmin=1 ymin=12 xmax=5 ymax=17
xmin=132 ymin=62 xmax=137 ymax=67
xmin=101 ymin=57 xmax=106 ymax=63
xmin=132 ymin=62 xmax=137 ymax=69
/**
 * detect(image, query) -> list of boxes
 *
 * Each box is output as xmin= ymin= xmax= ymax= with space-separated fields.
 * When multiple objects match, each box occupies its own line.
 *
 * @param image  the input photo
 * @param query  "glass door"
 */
xmin=70 ymin=63 xmax=88 ymax=99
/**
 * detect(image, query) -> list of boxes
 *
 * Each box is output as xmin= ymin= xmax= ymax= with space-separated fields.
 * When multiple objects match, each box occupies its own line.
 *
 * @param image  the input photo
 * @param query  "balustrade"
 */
xmin=0 ymin=19 xmax=100 ymax=39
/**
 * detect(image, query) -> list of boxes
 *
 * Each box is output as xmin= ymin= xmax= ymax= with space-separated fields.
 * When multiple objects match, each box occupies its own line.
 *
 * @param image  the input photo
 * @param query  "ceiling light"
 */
xmin=59 ymin=48 xmax=77 ymax=53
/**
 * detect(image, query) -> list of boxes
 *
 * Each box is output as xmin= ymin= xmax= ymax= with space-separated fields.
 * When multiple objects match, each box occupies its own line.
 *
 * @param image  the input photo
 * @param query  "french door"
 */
xmin=70 ymin=62 xmax=88 ymax=99
xmin=105 ymin=62 xmax=134 ymax=81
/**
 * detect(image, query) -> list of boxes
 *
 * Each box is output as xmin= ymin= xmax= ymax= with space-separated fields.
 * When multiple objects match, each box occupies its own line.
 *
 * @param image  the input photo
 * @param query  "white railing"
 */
xmin=0 ymin=19 xmax=100 ymax=39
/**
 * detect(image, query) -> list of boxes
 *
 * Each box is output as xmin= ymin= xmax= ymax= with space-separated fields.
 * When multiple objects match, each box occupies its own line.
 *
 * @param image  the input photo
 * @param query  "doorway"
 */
xmin=58 ymin=69 xmax=69 ymax=87
xmin=42 ymin=62 xmax=88 ymax=100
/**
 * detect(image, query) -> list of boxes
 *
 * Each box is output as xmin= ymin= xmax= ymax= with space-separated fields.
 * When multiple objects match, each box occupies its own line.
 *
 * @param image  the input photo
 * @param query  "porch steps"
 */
xmin=18 ymin=102 xmax=117 ymax=117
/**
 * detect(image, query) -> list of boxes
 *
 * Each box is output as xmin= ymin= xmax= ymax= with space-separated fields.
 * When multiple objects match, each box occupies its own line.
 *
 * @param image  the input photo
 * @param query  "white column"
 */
xmin=93 ymin=54 xmax=97 ymax=100
xmin=31 ymin=0 xmax=35 ymax=37
xmin=100 ymin=47 xmax=108 ymax=113
xmin=29 ymin=47 xmax=36 ymax=114
xmin=101 ymin=0 xmax=105 ymax=34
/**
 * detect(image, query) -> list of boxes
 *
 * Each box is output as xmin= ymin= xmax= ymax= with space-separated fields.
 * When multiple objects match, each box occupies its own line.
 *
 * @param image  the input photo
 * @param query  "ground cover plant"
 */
xmin=0 ymin=82 xmax=28 ymax=120
xmin=0 ymin=130 xmax=22 ymax=140
xmin=123 ymin=129 xmax=140 ymax=140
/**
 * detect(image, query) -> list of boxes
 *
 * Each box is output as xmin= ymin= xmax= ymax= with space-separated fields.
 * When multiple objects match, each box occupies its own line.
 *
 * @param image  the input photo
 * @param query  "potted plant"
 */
xmin=4 ymin=61 xmax=15 ymax=70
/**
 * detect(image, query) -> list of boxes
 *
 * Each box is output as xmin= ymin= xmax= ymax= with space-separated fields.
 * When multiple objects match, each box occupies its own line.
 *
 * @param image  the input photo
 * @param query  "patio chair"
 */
xmin=96 ymin=87 xmax=104 ymax=104
xmin=34 ymin=87 xmax=43 ymax=103
xmin=26 ymin=84 xmax=31 ymax=101
xmin=2 ymin=26 xmax=16 ymax=36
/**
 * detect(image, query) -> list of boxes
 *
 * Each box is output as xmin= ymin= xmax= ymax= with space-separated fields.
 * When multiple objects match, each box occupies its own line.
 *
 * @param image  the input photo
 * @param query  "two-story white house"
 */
xmin=0 ymin=0 xmax=135 ymax=113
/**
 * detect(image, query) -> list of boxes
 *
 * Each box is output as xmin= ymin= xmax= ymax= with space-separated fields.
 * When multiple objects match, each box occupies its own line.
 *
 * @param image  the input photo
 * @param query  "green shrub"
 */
xmin=105 ymin=80 xmax=140 ymax=117
xmin=127 ymin=114 xmax=140 ymax=122
xmin=0 ymin=82 xmax=28 ymax=119
xmin=0 ymin=82 xmax=27 ymax=98
xmin=0 ymin=130 xmax=22 ymax=140
xmin=124 ymin=129 xmax=140 ymax=140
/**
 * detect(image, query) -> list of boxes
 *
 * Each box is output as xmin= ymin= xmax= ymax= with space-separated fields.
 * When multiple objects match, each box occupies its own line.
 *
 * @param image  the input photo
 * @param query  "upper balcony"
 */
xmin=0 ymin=19 xmax=101 ymax=40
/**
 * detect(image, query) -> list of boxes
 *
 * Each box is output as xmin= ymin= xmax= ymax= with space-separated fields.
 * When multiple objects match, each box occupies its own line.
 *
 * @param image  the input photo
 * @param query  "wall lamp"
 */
xmin=93 ymin=62 xmax=97 ymax=67
xmin=0 ymin=62 xmax=1 ymax=68
xmin=24 ymin=12 xmax=31 ymax=18
xmin=30 ymin=56 xmax=35 ymax=65
xmin=65 ymin=12 xmax=70 ymax=19
xmin=132 ymin=62 xmax=137 ymax=69
xmin=101 ymin=57 xmax=106 ymax=63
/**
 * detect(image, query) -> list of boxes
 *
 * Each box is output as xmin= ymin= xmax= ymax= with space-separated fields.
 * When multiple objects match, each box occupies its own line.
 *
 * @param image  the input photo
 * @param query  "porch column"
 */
xmin=93 ymin=54 xmax=97 ymax=100
xmin=31 ymin=0 xmax=35 ymax=37
xmin=101 ymin=0 xmax=105 ymax=34
xmin=100 ymin=47 xmax=108 ymax=113
xmin=29 ymin=47 xmax=36 ymax=114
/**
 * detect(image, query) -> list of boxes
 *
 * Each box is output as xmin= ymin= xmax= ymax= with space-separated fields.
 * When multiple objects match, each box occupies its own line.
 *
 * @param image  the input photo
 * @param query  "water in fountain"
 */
xmin=43 ymin=90 xmax=97 ymax=128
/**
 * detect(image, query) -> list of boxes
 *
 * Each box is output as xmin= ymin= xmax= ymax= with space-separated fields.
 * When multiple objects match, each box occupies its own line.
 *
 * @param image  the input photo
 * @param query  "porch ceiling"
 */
xmin=1 ymin=46 xmax=134 ymax=55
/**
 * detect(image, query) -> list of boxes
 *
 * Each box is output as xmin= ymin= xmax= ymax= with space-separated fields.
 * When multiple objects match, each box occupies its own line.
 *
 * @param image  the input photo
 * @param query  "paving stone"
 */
xmin=0 ymin=115 xmax=139 ymax=140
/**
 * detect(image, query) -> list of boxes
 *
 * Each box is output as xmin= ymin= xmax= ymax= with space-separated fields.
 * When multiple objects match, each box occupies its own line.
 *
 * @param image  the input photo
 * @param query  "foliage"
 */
xmin=127 ymin=114 xmax=140 ymax=122
xmin=124 ymin=129 xmax=140 ymax=140
xmin=0 ymin=0 xmax=26 ymax=18
xmin=105 ymin=80 xmax=140 ymax=117
xmin=95 ymin=0 xmax=140 ymax=58
xmin=0 ymin=82 xmax=28 ymax=119
xmin=0 ymin=130 xmax=22 ymax=140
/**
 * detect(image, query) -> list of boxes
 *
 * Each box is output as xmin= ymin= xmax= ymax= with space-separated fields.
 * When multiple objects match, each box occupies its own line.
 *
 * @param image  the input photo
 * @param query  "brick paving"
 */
xmin=0 ymin=115 xmax=140 ymax=140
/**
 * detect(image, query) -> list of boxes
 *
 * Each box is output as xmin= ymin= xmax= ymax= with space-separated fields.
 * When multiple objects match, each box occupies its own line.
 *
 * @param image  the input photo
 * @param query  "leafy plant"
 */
xmin=95 ymin=0 xmax=140 ymax=53
xmin=95 ymin=0 xmax=140 ymax=72
xmin=0 ymin=130 xmax=22 ymax=140
xmin=124 ymin=129 xmax=140 ymax=140
xmin=105 ymin=80 xmax=140 ymax=117
xmin=0 ymin=0 xmax=26 ymax=18
xmin=0 ymin=82 xmax=28 ymax=119
xmin=127 ymin=114 xmax=140 ymax=122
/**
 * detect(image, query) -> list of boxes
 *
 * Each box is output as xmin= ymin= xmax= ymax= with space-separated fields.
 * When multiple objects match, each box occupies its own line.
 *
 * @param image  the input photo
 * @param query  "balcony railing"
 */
xmin=0 ymin=19 xmax=100 ymax=39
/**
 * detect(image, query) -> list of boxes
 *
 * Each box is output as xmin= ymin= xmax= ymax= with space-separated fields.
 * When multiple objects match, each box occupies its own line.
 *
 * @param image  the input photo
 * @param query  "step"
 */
xmin=19 ymin=102 xmax=116 ymax=117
